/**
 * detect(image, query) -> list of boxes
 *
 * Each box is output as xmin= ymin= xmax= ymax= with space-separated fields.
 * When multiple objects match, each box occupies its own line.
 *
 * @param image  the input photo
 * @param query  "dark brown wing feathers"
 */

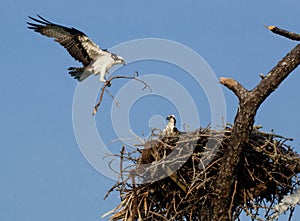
xmin=27 ymin=15 xmax=98 ymax=66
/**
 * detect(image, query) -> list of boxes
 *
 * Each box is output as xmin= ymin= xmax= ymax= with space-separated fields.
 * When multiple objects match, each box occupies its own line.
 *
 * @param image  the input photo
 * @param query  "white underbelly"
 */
xmin=89 ymin=55 xmax=114 ymax=75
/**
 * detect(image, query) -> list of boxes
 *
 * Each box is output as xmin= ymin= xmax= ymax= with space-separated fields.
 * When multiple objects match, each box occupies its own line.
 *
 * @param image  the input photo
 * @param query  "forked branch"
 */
xmin=212 ymin=26 xmax=300 ymax=220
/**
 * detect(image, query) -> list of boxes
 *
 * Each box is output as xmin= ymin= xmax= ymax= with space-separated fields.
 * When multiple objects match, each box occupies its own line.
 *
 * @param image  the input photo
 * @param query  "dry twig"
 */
xmin=92 ymin=72 xmax=151 ymax=116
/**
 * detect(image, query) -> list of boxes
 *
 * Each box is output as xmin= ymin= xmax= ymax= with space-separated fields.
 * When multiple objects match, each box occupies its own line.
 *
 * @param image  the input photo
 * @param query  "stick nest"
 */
xmin=104 ymin=126 xmax=300 ymax=221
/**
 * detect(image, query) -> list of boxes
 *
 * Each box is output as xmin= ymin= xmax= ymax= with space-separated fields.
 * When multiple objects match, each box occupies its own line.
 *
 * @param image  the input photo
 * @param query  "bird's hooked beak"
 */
xmin=117 ymin=56 xmax=126 ymax=66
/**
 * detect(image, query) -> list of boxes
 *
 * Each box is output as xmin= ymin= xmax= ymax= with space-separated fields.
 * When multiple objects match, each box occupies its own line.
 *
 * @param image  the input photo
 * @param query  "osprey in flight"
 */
xmin=27 ymin=15 xmax=125 ymax=83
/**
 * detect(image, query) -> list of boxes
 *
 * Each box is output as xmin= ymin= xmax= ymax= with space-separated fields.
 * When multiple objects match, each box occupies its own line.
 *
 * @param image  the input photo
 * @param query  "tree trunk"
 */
xmin=203 ymin=26 xmax=300 ymax=220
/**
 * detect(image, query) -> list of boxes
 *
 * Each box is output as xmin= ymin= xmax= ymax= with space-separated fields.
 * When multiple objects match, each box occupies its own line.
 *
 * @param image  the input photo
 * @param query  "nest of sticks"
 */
xmin=104 ymin=126 xmax=300 ymax=221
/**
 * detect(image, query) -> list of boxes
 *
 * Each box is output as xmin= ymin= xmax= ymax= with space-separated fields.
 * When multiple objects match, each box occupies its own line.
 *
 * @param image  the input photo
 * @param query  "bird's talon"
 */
xmin=105 ymin=81 xmax=111 ymax=87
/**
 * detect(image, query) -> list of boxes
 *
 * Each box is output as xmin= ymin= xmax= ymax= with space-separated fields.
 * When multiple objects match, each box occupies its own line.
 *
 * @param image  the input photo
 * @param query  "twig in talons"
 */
xmin=265 ymin=25 xmax=300 ymax=41
xmin=105 ymin=81 xmax=112 ymax=87
xmin=105 ymin=89 xmax=116 ymax=103
xmin=92 ymin=72 xmax=151 ymax=116
xmin=92 ymin=104 xmax=99 ymax=116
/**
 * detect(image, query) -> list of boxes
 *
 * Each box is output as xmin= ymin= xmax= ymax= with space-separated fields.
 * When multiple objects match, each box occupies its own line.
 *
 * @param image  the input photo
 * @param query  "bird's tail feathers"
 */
xmin=68 ymin=67 xmax=92 ymax=82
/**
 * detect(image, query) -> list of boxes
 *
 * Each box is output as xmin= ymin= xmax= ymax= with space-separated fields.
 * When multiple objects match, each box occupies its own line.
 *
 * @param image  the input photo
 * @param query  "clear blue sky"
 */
xmin=1 ymin=1 xmax=300 ymax=220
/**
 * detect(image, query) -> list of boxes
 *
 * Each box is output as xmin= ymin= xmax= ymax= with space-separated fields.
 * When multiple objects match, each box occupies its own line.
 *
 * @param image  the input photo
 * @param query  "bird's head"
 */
xmin=166 ymin=114 xmax=176 ymax=125
xmin=112 ymin=54 xmax=126 ymax=65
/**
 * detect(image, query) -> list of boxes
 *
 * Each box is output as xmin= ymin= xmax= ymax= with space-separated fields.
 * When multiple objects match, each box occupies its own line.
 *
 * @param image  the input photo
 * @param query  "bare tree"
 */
xmin=210 ymin=26 xmax=300 ymax=220
xmin=104 ymin=26 xmax=300 ymax=221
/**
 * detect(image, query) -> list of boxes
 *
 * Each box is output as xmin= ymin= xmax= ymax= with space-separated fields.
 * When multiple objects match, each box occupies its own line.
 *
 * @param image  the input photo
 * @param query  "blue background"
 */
xmin=1 ymin=1 xmax=300 ymax=220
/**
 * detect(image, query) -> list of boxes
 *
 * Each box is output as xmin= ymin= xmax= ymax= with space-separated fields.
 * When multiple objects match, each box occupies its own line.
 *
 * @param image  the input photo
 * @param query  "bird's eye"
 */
xmin=111 ymin=54 xmax=117 ymax=60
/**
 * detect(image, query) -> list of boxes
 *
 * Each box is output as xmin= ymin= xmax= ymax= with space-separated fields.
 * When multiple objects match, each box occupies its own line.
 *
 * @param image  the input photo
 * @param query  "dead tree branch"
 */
xmin=266 ymin=25 xmax=300 ymax=41
xmin=219 ymin=78 xmax=248 ymax=100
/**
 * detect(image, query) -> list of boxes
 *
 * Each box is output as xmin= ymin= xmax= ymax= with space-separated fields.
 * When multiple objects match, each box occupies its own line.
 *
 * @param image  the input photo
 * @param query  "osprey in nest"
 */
xmin=163 ymin=114 xmax=180 ymax=135
xmin=27 ymin=15 xmax=125 ymax=84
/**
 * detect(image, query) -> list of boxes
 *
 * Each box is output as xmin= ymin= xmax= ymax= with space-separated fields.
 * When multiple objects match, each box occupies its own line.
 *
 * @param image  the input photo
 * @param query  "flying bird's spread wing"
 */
xmin=27 ymin=15 xmax=105 ymax=67
xmin=27 ymin=15 xmax=125 ymax=83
